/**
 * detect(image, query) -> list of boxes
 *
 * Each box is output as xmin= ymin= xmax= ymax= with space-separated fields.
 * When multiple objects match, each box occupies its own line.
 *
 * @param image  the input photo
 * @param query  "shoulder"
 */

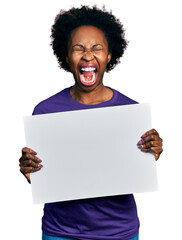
xmin=112 ymin=88 xmax=138 ymax=105
xmin=32 ymin=88 xmax=70 ymax=115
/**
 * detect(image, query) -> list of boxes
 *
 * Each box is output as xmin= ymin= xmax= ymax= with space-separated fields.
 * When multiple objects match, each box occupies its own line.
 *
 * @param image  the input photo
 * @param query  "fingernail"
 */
xmin=33 ymin=151 xmax=37 ymax=155
xmin=138 ymin=145 xmax=143 ymax=149
xmin=37 ymin=158 xmax=42 ymax=163
xmin=137 ymin=140 xmax=142 ymax=145
xmin=141 ymin=148 xmax=146 ymax=152
xmin=141 ymin=134 xmax=146 ymax=139
xmin=37 ymin=165 xmax=43 ymax=171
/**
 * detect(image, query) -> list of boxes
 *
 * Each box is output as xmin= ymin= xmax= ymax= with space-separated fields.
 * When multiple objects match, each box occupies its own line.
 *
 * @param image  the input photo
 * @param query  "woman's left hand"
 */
xmin=137 ymin=129 xmax=163 ymax=160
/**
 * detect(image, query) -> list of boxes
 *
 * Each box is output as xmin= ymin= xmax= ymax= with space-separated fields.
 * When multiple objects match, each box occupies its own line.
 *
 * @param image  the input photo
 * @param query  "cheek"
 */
xmin=99 ymin=56 xmax=110 ymax=69
xmin=96 ymin=52 xmax=110 ymax=65
xmin=67 ymin=55 xmax=79 ymax=72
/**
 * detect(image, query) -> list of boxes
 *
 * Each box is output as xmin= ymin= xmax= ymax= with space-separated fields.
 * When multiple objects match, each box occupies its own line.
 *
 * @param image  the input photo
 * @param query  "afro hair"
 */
xmin=51 ymin=5 xmax=128 ymax=72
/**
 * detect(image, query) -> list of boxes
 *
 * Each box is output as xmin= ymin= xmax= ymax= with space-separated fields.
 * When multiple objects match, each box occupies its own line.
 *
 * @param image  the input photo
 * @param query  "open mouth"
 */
xmin=79 ymin=66 xmax=98 ymax=86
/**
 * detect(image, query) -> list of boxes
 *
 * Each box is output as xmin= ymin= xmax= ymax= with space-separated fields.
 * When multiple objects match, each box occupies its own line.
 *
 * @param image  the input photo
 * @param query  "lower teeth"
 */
xmin=80 ymin=72 xmax=96 ymax=83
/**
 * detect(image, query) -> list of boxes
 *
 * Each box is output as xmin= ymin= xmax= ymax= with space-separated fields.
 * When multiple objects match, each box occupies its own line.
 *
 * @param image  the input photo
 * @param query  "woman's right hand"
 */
xmin=19 ymin=147 xmax=43 ymax=183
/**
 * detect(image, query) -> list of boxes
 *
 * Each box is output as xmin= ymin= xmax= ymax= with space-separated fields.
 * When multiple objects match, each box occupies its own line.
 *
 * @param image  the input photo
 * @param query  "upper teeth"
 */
xmin=81 ymin=67 xmax=96 ymax=72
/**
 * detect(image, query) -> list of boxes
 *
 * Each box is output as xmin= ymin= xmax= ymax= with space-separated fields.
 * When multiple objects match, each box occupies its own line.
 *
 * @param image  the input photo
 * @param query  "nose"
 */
xmin=82 ymin=50 xmax=94 ymax=62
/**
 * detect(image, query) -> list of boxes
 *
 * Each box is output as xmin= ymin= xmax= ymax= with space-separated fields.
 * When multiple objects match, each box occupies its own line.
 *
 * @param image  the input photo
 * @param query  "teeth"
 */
xmin=80 ymin=72 xmax=96 ymax=83
xmin=81 ymin=67 xmax=96 ymax=72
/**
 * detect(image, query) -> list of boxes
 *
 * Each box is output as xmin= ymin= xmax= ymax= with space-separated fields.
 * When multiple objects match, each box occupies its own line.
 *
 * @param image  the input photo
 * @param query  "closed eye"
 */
xmin=92 ymin=44 xmax=104 ymax=51
xmin=72 ymin=44 xmax=84 ymax=52
xmin=72 ymin=44 xmax=104 ymax=52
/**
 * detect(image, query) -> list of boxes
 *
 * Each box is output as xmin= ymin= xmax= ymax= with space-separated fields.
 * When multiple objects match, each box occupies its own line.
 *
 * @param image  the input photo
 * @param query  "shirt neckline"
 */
xmin=66 ymin=86 xmax=118 ymax=108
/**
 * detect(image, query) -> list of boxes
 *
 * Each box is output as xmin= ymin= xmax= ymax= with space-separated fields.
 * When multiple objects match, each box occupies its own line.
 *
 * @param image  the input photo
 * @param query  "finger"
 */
xmin=20 ymin=147 xmax=38 ymax=163
xmin=22 ymin=147 xmax=37 ymax=155
xmin=20 ymin=166 xmax=34 ymax=174
xmin=141 ymin=129 xmax=159 ymax=139
xmin=140 ymin=148 xmax=152 ymax=153
xmin=141 ymin=134 xmax=158 ymax=144
xmin=138 ymin=140 xmax=159 ymax=149
xmin=20 ymin=152 xmax=42 ymax=165
xmin=139 ymin=144 xmax=163 ymax=153
xmin=20 ymin=159 xmax=42 ymax=168
xmin=24 ymin=153 xmax=41 ymax=163
xmin=137 ymin=130 xmax=158 ymax=146
xmin=20 ymin=165 xmax=43 ymax=175
xmin=140 ymin=136 xmax=163 ymax=152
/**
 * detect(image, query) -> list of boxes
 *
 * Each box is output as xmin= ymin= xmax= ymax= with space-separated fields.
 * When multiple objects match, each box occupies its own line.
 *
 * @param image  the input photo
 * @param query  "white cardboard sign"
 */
xmin=24 ymin=103 xmax=158 ymax=204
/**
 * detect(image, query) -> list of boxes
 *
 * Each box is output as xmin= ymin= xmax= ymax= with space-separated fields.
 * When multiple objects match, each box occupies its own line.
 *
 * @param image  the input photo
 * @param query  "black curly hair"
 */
xmin=51 ymin=5 xmax=128 ymax=72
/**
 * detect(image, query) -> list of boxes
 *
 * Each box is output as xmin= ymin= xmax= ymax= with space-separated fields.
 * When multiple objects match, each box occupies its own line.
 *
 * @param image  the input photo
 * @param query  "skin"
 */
xmin=19 ymin=147 xmax=42 ymax=183
xmin=19 ymin=26 xmax=163 ymax=183
xmin=67 ymin=26 xmax=112 ymax=105
xmin=137 ymin=129 xmax=163 ymax=160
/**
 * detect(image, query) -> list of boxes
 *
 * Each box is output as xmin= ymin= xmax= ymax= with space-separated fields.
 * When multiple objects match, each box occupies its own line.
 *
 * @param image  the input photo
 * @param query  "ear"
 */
xmin=107 ymin=52 xmax=112 ymax=63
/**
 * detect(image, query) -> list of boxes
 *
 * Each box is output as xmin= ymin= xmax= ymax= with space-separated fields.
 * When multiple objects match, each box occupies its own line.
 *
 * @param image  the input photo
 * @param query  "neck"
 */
xmin=70 ymin=84 xmax=113 ymax=105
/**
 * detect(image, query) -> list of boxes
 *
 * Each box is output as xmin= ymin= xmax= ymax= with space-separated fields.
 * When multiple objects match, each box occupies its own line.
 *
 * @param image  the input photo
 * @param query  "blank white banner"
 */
xmin=24 ymin=103 xmax=158 ymax=204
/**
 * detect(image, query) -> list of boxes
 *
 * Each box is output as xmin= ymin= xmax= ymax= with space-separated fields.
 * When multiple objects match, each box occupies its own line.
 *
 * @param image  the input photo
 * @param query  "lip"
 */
xmin=78 ymin=64 xmax=98 ymax=87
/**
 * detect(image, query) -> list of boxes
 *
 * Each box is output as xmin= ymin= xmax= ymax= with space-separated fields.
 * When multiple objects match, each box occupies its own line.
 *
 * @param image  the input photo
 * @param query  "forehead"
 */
xmin=69 ymin=25 xmax=108 ymax=46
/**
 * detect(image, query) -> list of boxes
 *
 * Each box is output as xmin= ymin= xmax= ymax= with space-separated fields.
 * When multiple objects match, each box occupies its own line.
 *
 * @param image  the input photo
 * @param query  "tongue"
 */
xmin=82 ymin=71 xmax=94 ymax=81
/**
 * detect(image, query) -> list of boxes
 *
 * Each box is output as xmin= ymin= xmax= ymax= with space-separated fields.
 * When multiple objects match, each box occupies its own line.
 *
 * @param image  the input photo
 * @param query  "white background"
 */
xmin=0 ymin=0 xmax=181 ymax=239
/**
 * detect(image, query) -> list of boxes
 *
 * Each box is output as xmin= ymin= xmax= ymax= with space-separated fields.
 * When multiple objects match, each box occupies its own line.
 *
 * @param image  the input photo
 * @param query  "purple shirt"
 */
xmin=33 ymin=87 xmax=140 ymax=239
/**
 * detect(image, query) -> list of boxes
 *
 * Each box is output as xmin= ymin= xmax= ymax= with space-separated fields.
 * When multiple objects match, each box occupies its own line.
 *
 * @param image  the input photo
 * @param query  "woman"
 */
xmin=19 ymin=6 xmax=163 ymax=240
